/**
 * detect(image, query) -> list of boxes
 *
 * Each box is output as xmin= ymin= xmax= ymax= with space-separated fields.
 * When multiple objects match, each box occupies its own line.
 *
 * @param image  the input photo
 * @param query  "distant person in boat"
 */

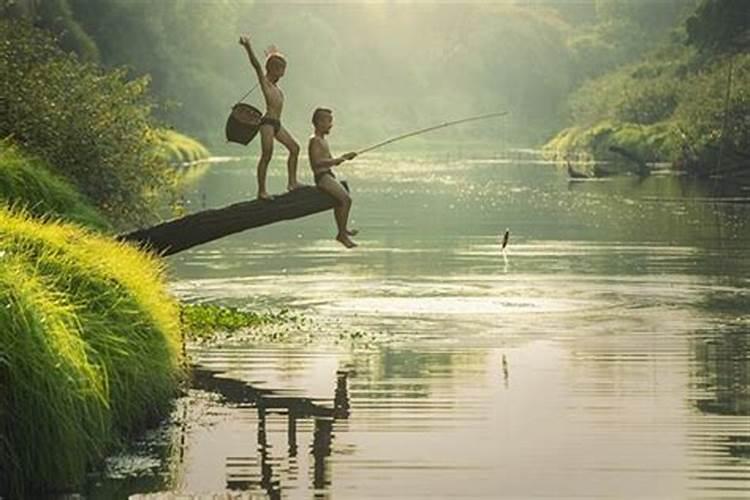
xmin=308 ymin=107 xmax=359 ymax=248
xmin=239 ymin=34 xmax=304 ymax=200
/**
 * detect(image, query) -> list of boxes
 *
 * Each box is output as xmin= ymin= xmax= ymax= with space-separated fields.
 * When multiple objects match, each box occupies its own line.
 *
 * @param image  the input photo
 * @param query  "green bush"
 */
xmin=0 ymin=141 xmax=110 ymax=230
xmin=154 ymin=128 xmax=211 ymax=165
xmin=544 ymin=120 xmax=678 ymax=164
xmin=552 ymin=36 xmax=749 ymax=176
xmin=0 ymin=20 xmax=174 ymax=225
xmin=0 ymin=207 xmax=183 ymax=497
xmin=672 ymin=53 xmax=750 ymax=175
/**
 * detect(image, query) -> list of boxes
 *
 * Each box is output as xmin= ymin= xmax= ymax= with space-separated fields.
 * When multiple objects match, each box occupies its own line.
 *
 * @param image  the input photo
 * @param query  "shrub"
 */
xmin=154 ymin=129 xmax=211 ymax=165
xmin=0 ymin=20 xmax=174 ymax=225
xmin=0 ymin=141 xmax=110 ymax=230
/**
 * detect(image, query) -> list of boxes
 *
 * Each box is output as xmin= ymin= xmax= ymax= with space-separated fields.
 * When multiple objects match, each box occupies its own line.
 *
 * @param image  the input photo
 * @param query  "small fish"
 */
xmin=502 ymin=354 xmax=509 ymax=385
xmin=501 ymin=229 xmax=510 ymax=250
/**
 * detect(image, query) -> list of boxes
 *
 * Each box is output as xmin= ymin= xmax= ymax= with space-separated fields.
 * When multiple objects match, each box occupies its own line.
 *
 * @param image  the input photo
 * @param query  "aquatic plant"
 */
xmin=181 ymin=303 xmax=294 ymax=341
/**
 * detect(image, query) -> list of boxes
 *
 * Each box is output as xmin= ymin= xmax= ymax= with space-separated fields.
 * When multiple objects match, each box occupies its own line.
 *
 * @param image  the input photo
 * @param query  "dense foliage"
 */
xmin=546 ymin=0 xmax=750 ymax=177
xmin=686 ymin=0 xmax=750 ymax=54
xmin=0 ymin=21 xmax=174 ymax=224
xmin=2 ymin=0 xmax=708 ymax=149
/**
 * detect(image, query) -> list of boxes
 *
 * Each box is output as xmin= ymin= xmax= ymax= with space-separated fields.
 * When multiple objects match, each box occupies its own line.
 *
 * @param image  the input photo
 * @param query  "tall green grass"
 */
xmin=0 ymin=142 xmax=111 ymax=230
xmin=0 ymin=207 xmax=183 ymax=497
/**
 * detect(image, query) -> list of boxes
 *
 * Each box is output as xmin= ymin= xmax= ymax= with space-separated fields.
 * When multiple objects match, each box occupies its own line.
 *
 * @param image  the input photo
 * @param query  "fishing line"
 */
xmin=355 ymin=111 xmax=509 ymax=155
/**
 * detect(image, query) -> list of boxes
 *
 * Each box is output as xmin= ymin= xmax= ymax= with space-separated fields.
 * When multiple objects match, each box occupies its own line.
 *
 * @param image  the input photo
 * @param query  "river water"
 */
xmin=89 ymin=153 xmax=750 ymax=499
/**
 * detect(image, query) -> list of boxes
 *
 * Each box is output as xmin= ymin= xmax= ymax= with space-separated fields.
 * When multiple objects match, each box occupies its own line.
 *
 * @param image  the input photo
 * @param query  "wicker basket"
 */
xmin=225 ymin=103 xmax=262 ymax=145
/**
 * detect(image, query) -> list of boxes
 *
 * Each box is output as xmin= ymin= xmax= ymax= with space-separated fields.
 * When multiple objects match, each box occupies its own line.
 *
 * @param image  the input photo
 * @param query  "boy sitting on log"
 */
xmin=308 ymin=107 xmax=359 ymax=248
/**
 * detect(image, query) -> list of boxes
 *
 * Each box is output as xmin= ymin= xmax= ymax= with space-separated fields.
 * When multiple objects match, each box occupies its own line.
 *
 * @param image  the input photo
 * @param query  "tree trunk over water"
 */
xmin=118 ymin=184 xmax=344 ymax=256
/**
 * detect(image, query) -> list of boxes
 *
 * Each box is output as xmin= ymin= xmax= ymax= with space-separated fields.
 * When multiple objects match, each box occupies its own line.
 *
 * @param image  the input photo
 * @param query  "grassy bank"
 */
xmin=154 ymin=128 xmax=211 ymax=166
xmin=0 ymin=207 xmax=183 ymax=497
xmin=543 ymin=121 xmax=678 ymax=165
xmin=0 ymin=142 xmax=111 ymax=231
xmin=0 ymin=20 xmax=211 ymax=497
xmin=545 ymin=16 xmax=749 ymax=178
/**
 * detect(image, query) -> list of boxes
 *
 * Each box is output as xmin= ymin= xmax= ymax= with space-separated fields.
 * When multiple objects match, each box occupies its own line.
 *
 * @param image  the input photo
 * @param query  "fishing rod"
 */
xmin=355 ymin=111 xmax=509 ymax=155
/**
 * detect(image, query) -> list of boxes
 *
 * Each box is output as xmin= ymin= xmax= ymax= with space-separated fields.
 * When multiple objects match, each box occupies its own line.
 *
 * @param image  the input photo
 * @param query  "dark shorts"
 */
xmin=314 ymin=169 xmax=335 ymax=185
xmin=259 ymin=116 xmax=281 ymax=135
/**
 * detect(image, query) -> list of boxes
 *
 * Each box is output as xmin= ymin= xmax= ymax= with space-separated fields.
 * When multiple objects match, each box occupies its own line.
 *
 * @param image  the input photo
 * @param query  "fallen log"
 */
xmin=118 ymin=184 xmax=345 ymax=256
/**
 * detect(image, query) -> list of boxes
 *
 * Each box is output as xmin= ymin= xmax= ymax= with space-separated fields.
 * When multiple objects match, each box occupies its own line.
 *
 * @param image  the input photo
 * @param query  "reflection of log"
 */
xmin=192 ymin=365 xmax=349 ymax=497
xmin=190 ymin=365 xmax=347 ymax=419
xmin=118 ymin=184 xmax=347 ymax=256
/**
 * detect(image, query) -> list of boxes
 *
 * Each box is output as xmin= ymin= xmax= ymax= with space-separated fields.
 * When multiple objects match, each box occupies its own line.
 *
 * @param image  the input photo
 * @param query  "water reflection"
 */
xmin=189 ymin=365 xmax=351 ymax=498
xmin=693 ymin=327 xmax=750 ymax=417
xmin=88 ymin=154 xmax=750 ymax=498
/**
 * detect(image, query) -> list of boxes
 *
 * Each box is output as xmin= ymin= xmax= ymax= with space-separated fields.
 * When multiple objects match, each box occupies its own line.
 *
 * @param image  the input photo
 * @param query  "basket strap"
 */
xmin=236 ymin=83 xmax=259 ymax=104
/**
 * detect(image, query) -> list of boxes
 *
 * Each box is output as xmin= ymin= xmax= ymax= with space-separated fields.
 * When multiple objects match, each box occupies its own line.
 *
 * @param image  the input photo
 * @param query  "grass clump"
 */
xmin=0 ymin=257 xmax=109 ymax=493
xmin=0 ymin=141 xmax=110 ymax=230
xmin=0 ymin=207 xmax=183 ymax=497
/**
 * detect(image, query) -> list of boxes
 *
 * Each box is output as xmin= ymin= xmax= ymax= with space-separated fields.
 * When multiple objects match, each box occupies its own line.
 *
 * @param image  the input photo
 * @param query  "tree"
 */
xmin=686 ymin=0 xmax=750 ymax=54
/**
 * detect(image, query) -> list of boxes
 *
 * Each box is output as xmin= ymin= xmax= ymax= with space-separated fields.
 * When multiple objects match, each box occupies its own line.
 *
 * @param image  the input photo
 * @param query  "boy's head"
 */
xmin=265 ymin=52 xmax=286 ymax=80
xmin=312 ymin=107 xmax=333 ymax=134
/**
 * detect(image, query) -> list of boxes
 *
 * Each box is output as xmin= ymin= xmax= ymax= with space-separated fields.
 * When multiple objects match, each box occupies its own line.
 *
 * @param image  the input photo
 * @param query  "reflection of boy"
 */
xmin=239 ymin=35 xmax=303 ymax=201
xmin=308 ymin=108 xmax=359 ymax=248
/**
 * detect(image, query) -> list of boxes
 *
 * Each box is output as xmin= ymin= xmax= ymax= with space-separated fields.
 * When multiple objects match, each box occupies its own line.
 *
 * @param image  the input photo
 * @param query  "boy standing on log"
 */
xmin=308 ymin=107 xmax=359 ymax=248
xmin=239 ymin=35 xmax=304 ymax=200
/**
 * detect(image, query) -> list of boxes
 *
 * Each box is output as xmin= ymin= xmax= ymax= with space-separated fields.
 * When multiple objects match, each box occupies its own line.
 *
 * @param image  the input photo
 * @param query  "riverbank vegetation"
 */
xmin=0 ymin=143 xmax=111 ymax=230
xmin=155 ymin=129 xmax=211 ymax=166
xmin=545 ymin=0 xmax=750 ymax=178
xmin=0 ymin=208 xmax=183 ymax=497
xmin=0 ymin=19 xmax=210 ymax=224
xmin=0 ymin=18 xmax=201 ymax=497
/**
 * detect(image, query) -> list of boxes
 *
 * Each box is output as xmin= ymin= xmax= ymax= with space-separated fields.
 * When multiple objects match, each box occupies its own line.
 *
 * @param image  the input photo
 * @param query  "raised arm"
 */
xmin=239 ymin=35 xmax=264 ymax=83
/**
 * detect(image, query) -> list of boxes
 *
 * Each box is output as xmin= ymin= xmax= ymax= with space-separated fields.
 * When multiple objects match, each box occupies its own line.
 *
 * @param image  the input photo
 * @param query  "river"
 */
xmin=88 ymin=152 xmax=750 ymax=499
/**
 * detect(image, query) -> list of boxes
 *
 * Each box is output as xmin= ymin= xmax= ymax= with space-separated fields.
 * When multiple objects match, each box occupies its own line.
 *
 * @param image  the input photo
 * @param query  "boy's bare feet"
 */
xmin=336 ymin=233 xmax=357 ymax=248
xmin=346 ymin=228 xmax=359 ymax=236
xmin=287 ymin=181 xmax=307 ymax=191
xmin=257 ymin=191 xmax=275 ymax=201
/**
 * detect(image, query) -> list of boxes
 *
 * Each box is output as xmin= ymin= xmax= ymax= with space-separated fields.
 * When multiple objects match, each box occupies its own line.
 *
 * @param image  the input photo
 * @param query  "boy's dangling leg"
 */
xmin=316 ymin=175 xmax=357 ymax=248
